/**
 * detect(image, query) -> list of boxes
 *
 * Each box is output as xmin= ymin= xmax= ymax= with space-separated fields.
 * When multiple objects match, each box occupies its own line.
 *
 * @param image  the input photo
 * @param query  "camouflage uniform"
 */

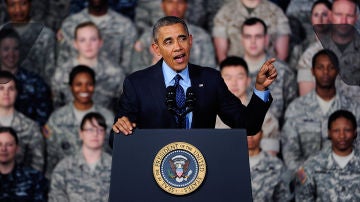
xmin=0 ymin=111 xmax=45 ymax=172
xmin=281 ymin=90 xmax=360 ymax=173
xmin=247 ymin=55 xmax=297 ymax=122
xmin=295 ymin=146 xmax=360 ymax=201
xmin=1 ymin=22 xmax=57 ymax=86
xmin=49 ymin=151 xmax=112 ymax=202
xmin=44 ymin=0 xmax=137 ymax=32
xmin=287 ymin=41 xmax=305 ymax=75
xmin=51 ymin=57 xmax=125 ymax=110
xmin=57 ymin=8 xmax=137 ymax=74
xmin=45 ymin=0 xmax=71 ymax=32
xmin=0 ymin=165 xmax=48 ymax=202
xmin=14 ymin=67 xmax=53 ymax=127
xmin=212 ymin=0 xmax=291 ymax=58
xmin=44 ymin=102 xmax=114 ymax=178
xmin=250 ymin=151 xmax=291 ymax=202
xmin=68 ymin=0 xmax=88 ymax=14
xmin=29 ymin=0 xmax=49 ymax=24
xmin=336 ymin=78 xmax=360 ymax=106
xmin=109 ymin=0 xmax=137 ymax=21
xmin=131 ymin=23 xmax=216 ymax=72
xmin=203 ymin=0 xmax=235 ymax=32
xmin=186 ymin=0 xmax=206 ymax=28
xmin=135 ymin=0 xmax=163 ymax=35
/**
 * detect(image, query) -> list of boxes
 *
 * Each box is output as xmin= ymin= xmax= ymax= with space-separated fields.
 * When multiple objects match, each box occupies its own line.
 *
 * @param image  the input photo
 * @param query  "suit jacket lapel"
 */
xmin=188 ymin=64 xmax=203 ymax=128
xmin=149 ymin=59 xmax=167 ymax=110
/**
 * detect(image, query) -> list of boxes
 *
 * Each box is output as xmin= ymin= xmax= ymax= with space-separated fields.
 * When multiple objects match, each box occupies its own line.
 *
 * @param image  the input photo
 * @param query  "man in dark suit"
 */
xmin=112 ymin=16 xmax=277 ymax=136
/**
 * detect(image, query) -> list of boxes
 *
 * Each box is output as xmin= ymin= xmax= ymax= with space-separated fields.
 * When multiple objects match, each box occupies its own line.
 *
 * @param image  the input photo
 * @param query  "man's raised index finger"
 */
xmin=265 ymin=58 xmax=276 ymax=65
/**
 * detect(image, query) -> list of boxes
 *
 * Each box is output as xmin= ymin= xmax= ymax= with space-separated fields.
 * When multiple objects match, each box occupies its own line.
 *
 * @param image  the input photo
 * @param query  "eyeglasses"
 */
xmin=82 ymin=128 xmax=105 ymax=134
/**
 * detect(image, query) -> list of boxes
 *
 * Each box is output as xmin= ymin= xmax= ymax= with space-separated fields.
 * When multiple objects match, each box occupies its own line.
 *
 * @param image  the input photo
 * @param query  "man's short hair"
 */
xmin=0 ymin=70 xmax=18 ymax=90
xmin=219 ymin=56 xmax=249 ymax=76
xmin=328 ymin=109 xmax=357 ymax=130
xmin=74 ymin=21 xmax=102 ymax=39
xmin=152 ymin=16 xmax=189 ymax=43
xmin=311 ymin=0 xmax=332 ymax=14
xmin=241 ymin=17 xmax=268 ymax=35
xmin=69 ymin=65 xmax=96 ymax=86
xmin=0 ymin=27 xmax=21 ymax=44
xmin=0 ymin=127 xmax=19 ymax=145
xmin=80 ymin=112 xmax=107 ymax=131
xmin=312 ymin=49 xmax=339 ymax=70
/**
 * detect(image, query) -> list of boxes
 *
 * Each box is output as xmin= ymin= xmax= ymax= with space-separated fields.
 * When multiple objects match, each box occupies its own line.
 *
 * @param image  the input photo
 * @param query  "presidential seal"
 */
xmin=153 ymin=142 xmax=206 ymax=195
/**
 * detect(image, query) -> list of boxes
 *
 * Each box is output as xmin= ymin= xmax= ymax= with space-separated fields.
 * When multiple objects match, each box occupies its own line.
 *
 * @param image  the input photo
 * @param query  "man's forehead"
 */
xmin=242 ymin=24 xmax=265 ymax=34
xmin=159 ymin=24 xmax=187 ymax=35
xmin=330 ymin=118 xmax=354 ymax=127
xmin=222 ymin=66 xmax=248 ymax=74
xmin=332 ymin=1 xmax=357 ymax=12
xmin=0 ymin=131 xmax=11 ymax=136
xmin=315 ymin=55 xmax=333 ymax=63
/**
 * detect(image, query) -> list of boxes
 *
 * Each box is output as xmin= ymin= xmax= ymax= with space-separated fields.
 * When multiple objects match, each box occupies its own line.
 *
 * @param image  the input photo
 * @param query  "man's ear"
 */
xmin=189 ymin=34 xmax=193 ymax=47
xmin=151 ymin=42 xmax=161 ymax=57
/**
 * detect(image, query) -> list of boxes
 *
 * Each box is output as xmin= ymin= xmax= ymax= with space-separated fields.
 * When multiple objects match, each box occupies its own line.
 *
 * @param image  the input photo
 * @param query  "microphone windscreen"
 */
xmin=185 ymin=87 xmax=196 ymax=108
xmin=165 ymin=86 xmax=176 ymax=109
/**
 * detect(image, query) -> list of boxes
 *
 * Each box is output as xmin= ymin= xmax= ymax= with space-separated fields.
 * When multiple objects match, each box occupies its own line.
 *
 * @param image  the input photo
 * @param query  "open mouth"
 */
xmin=174 ymin=54 xmax=186 ymax=63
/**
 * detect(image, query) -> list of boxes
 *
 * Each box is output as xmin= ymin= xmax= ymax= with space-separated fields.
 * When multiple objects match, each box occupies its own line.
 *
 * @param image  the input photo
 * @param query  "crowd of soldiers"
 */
xmin=0 ymin=0 xmax=360 ymax=201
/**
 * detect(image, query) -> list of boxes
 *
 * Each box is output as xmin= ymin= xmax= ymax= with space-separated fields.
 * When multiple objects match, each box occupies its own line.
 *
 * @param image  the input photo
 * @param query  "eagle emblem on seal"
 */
xmin=168 ymin=155 xmax=193 ymax=182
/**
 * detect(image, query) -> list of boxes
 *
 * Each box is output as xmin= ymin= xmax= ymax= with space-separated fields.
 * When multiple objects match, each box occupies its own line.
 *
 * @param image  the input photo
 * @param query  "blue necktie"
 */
xmin=174 ymin=74 xmax=186 ymax=128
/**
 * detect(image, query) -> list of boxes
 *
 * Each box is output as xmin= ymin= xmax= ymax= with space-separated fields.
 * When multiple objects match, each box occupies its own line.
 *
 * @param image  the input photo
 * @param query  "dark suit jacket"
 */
xmin=111 ymin=59 xmax=271 ymax=141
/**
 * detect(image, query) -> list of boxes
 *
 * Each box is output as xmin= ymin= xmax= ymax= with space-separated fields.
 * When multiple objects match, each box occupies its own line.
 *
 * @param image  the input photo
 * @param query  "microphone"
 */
xmin=165 ymin=86 xmax=177 ymax=114
xmin=184 ymin=87 xmax=196 ymax=115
